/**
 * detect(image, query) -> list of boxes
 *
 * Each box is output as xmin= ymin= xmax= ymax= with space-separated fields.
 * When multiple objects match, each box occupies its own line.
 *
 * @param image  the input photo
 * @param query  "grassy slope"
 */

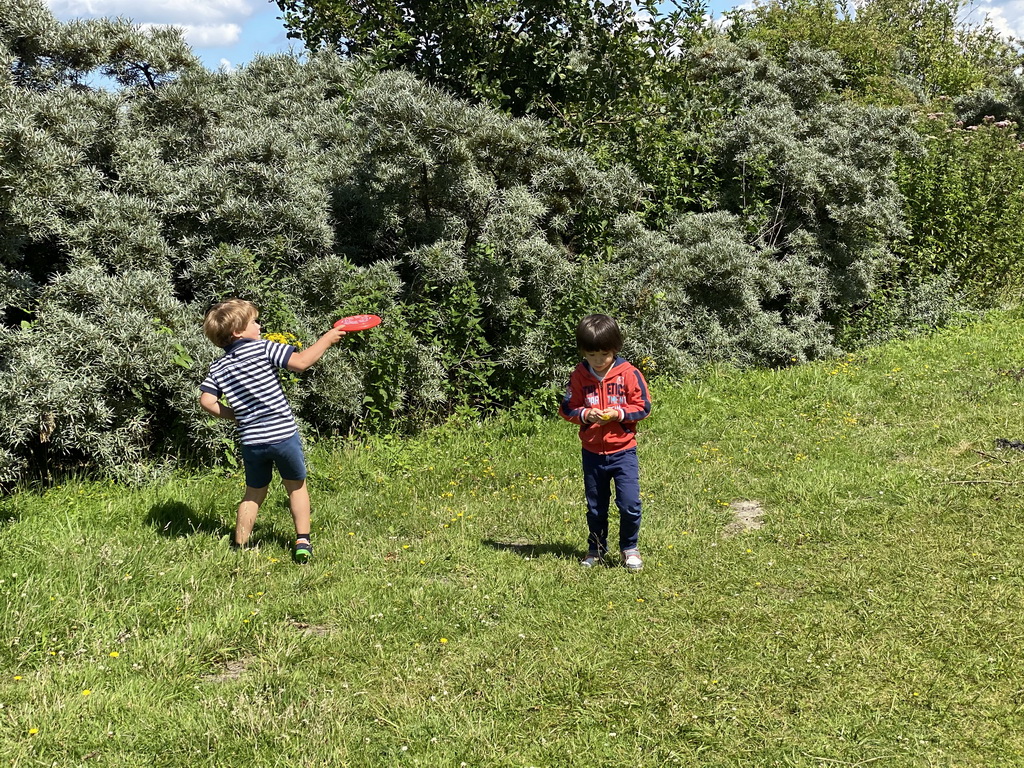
xmin=3 ymin=312 xmax=1024 ymax=767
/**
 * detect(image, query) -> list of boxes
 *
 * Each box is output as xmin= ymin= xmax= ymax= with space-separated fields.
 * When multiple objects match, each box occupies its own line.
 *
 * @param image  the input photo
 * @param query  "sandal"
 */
xmin=293 ymin=538 xmax=312 ymax=564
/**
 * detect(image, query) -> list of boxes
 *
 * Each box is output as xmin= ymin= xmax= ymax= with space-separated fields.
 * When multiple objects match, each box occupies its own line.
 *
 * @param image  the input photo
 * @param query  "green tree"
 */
xmin=0 ymin=0 xmax=990 ymax=485
xmin=1 ymin=0 xmax=198 ymax=90
xmin=274 ymin=0 xmax=706 ymax=117
xmin=273 ymin=0 xmax=721 ymax=223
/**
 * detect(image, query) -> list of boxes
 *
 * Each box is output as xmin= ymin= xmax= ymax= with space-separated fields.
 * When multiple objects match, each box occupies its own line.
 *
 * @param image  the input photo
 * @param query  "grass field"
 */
xmin=4 ymin=311 xmax=1024 ymax=767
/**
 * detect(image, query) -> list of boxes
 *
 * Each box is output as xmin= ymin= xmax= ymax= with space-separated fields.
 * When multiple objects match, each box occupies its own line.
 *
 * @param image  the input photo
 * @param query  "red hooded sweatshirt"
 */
xmin=559 ymin=357 xmax=651 ymax=455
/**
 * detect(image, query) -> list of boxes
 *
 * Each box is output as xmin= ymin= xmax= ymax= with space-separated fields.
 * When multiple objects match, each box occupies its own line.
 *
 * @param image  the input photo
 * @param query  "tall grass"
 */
xmin=3 ymin=311 xmax=1024 ymax=766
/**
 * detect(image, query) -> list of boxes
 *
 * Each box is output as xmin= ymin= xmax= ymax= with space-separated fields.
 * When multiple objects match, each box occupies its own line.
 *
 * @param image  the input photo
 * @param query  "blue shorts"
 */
xmin=241 ymin=432 xmax=307 ymax=489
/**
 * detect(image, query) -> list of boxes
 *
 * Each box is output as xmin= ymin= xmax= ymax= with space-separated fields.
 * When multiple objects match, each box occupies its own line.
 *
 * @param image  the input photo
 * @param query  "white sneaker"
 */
xmin=621 ymin=549 xmax=643 ymax=572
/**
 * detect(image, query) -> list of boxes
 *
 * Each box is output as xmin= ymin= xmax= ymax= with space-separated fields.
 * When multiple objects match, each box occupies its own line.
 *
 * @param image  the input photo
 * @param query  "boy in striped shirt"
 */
xmin=200 ymin=299 xmax=346 ymax=562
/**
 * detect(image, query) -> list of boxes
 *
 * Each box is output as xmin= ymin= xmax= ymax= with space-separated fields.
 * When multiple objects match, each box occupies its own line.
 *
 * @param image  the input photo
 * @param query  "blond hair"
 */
xmin=203 ymin=299 xmax=257 ymax=348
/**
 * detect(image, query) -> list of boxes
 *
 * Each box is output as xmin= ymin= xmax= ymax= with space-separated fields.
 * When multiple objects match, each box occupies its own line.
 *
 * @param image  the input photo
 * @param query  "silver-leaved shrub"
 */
xmin=0 ymin=1 xmax=917 ymax=482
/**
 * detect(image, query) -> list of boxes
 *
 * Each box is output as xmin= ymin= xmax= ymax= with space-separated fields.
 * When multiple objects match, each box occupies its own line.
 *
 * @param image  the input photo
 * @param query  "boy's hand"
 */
xmin=586 ymin=408 xmax=618 ymax=423
xmin=286 ymin=326 xmax=347 ymax=372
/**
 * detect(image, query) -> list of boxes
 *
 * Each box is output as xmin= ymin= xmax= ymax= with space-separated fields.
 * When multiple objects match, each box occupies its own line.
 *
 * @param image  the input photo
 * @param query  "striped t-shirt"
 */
xmin=200 ymin=339 xmax=297 ymax=446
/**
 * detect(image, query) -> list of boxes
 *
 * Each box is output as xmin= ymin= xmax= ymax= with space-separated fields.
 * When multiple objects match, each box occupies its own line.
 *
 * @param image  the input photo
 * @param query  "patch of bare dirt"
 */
xmin=722 ymin=500 xmax=765 ymax=538
xmin=201 ymin=656 xmax=254 ymax=683
xmin=289 ymin=621 xmax=331 ymax=636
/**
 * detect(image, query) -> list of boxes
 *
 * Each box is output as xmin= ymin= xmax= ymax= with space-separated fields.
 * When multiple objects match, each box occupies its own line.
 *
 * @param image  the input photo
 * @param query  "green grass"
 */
xmin=5 ymin=311 xmax=1024 ymax=766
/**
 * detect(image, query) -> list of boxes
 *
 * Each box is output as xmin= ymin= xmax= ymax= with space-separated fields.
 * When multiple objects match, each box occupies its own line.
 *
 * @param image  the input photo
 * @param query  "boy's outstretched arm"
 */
xmin=200 ymin=392 xmax=235 ymax=420
xmin=286 ymin=326 xmax=347 ymax=372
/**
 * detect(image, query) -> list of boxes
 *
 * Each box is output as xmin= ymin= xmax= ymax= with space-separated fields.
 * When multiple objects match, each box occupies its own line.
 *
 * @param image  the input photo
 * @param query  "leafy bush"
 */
xmin=833 ymin=270 xmax=969 ymax=350
xmin=725 ymin=0 xmax=1015 ymax=106
xmin=611 ymin=211 xmax=839 ymax=368
xmin=0 ymin=5 xmax=639 ymax=482
xmin=0 ymin=267 xmax=217 ymax=483
xmin=0 ymin=1 xmax=992 ymax=485
xmin=691 ymin=42 xmax=916 ymax=303
xmin=892 ymin=109 xmax=1024 ymax=299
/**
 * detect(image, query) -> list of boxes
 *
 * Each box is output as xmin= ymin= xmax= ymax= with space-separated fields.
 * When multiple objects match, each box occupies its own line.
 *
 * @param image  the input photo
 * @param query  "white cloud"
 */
xmin=47 ymin=0 xmax=253 ymax=27
xmin=138 ymin=21 xmax=242 ymax=47
xmin=709 ymin=13 xmax=734 ymax=32
xmin=188 ymin=23 xmax=242 ymax=47
xmin=219 ymin=58 xmax=234 ymax=72
xmin=970 ymin=0 xmax=1024 ymax=39
xmin=985 ymin=9 xmax=1018 ymax=38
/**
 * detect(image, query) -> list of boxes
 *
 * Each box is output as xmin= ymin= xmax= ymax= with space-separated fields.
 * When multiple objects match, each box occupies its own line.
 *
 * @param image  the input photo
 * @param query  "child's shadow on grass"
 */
xmin=482 ymin=539 xmax=582 ymax=561
xmin=146 ymin=500 xmax=296 ymax=552
xmin=146 ymin=501 xmax=231 ymax=539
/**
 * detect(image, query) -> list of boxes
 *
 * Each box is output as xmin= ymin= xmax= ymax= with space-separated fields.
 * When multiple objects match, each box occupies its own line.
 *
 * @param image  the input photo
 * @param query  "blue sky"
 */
xmin=46 ymin=1 xmax=302 ymax=72
xmin=45 ymin=0 xmax=1023 ymax=73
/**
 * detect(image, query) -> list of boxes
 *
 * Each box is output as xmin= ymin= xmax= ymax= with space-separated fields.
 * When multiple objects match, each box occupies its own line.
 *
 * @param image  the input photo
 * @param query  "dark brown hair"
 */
xmin=575 ymin=314 xmax=622 ymax=353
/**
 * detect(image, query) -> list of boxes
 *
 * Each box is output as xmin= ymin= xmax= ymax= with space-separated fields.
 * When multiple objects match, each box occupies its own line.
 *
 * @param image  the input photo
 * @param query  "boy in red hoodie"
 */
xmin=559 ymin=314 xmax=652 ymax=571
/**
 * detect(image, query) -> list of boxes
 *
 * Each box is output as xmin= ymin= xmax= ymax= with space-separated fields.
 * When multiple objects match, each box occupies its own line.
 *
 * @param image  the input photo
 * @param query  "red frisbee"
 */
xmin=333 ymin=314 xmax=381 ymax=332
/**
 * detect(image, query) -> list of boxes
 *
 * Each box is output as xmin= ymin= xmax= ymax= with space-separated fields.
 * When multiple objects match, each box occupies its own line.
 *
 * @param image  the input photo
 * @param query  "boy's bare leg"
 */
xmin=283 ymin=478 xmax=311 ymax=538
xmin=235 ymin=485 xmax=268 ymax=547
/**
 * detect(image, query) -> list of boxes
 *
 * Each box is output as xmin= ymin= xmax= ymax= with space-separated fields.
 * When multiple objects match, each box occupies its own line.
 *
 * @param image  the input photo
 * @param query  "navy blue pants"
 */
xmin=582 ymin=447 xmax=642 ymax=554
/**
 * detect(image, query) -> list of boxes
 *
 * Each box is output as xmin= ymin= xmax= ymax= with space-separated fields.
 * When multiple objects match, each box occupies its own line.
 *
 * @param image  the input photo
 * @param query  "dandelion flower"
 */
xmin=82 ymin=689 xmax=92 ymax=696
xmin=28 ymin=728 xmax=39 ymax=735
xmin=109 ymin=651 xmax=119 ymax=658
xmin=439 ymin=638 xmax=448 ymax=644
